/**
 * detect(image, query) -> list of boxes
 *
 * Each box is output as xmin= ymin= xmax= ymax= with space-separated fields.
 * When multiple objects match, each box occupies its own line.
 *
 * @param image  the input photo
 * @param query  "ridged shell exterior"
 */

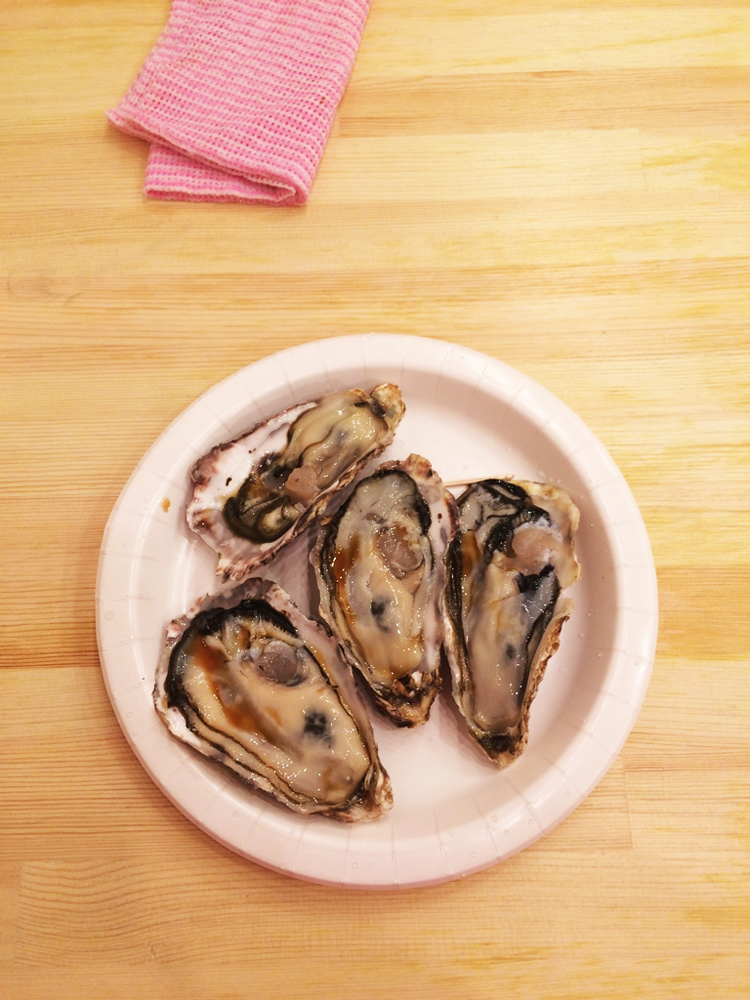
xmin=186 ymin=385 xmax=405 ymax=584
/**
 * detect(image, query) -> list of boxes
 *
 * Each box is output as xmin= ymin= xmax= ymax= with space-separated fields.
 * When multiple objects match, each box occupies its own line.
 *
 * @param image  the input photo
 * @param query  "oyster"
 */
xmin=154 ymin=578 xmax=393 ymax=822
xmin=444 ymin=479 xmax=580 ymax=765
xmin=187 ymin=385 xmax=405 ymax=583
xmin=313 ymin=454 xmax=458 ymax=727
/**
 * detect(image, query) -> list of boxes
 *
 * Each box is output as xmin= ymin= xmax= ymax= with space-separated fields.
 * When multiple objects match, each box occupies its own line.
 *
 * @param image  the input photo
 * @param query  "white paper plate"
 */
xmin=96 ymin=334 xmax=657 ymax=889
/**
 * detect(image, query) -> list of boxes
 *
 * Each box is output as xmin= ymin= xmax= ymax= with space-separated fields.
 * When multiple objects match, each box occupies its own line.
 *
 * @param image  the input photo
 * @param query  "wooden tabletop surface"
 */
xmin=3 ymin=1 xmax=749 ymax=997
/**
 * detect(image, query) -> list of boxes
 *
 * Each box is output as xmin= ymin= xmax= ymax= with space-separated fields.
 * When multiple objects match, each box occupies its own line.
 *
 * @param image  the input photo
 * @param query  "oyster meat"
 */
xmin=154 ymin=578 xmax=393 ymax=822
xmin=444 ymin=479 xmax=580 ymax=765
xmin=313 ymin=454 xmax=458 ymax=727
xmin=187 ymin=384 xmax=405 ymax=583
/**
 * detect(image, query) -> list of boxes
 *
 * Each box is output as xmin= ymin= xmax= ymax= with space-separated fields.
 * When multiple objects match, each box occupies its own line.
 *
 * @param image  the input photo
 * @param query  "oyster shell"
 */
xmin=154 ymin=578 xmax=393 ymax=822
xmin=443 ymin=479 xmax=580 ymax=765
xmin=313 ymin=453 xmax=459 ymax=727
xmin=187 ymin=385 xmax=405 ymax=583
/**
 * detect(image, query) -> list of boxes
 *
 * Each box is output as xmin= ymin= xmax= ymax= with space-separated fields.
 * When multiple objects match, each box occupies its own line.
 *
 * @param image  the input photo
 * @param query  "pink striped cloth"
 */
xmin=108 ymin=0 xmax=370 ymax=205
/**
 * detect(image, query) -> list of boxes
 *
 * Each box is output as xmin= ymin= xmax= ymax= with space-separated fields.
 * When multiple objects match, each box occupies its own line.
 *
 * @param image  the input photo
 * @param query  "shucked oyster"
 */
xmin=187 ymin=385 xmax=405 ymax=583
xmin=444 ymin=479 xmax=580 ymax=765
xmin=313 ymin=454 xmax=458 ymax=727
xmin=154 ymin=578 xmax=393 ymax=822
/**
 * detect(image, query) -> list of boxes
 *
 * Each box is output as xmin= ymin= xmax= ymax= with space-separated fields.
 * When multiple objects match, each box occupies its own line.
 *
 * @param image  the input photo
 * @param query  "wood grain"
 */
xmin=2 ymin=0 xmax=749 ymax=996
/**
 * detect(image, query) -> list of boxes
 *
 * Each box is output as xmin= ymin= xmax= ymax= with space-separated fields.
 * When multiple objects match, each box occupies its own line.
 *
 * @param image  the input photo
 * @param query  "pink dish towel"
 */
xmin=108 ymin=0 xmax=371 ymax=205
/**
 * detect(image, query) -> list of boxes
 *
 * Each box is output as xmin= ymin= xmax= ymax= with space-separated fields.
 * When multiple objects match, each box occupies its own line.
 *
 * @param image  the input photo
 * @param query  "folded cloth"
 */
xmin=108 ymin=0 xmax=370 ymax=204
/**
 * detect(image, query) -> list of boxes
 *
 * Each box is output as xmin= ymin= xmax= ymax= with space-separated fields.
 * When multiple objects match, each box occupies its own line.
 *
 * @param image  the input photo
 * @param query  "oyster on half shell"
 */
xmin=187 ymin=385 xmax=405 ymax=584
xmin=313 ymin=454 xmax=458 ymax=727
xmin=444 ymin=479 xmax=580 ymax=765
xmin=154 ymin=578 xmax=393 ymax=822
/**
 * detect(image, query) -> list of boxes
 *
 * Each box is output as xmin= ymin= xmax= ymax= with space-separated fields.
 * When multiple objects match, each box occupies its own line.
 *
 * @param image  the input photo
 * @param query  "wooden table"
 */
xmin=3 ymin=1 xmax=749 ymax=996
